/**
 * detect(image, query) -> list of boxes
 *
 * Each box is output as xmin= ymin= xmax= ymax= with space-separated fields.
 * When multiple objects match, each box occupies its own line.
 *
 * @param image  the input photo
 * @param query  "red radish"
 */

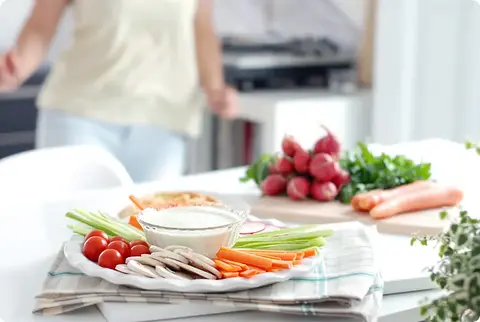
xmin=240 ymin=222 xmax=267 ymax=235
xmin=263 ymin=224 xmax=282 ymax=232
xmin=293 ymin=149 xmax=311 ymax=173
xmin=261 ymin=174 xmax=287 ymax=196
xmin=313 ymin=125 xmax=341 ymax=156
xmin=287 ymin=177 xmax=310 ymax=200
xmin=276 ymin=157 xmax=294 ymax=175
xmin=332 ymin=169 xmax=350 ymax=189
xmin=309 ymin=153 xmax=340 ymax=182
xmin=268 ymin=163 xmax=280 ymax=175
xmin=281 ymin=135 xmax=302 ymax=157
xmin=311 ymin=181 xmax=338 ymax=201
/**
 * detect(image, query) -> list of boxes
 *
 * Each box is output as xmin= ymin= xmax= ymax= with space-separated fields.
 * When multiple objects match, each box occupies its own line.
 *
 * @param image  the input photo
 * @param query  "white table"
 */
xmin=3 ymin=139 xmax=475 ymax=322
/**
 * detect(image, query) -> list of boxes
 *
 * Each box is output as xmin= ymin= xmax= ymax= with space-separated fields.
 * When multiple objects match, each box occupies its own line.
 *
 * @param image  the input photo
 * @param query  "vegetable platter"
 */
xmin=63 ymin=196 xmax=331 ymax=292
xmin=64 ymin=217 xmax=325 ymax=292
xmin=241 ymin=125 xmax=464 ymax=220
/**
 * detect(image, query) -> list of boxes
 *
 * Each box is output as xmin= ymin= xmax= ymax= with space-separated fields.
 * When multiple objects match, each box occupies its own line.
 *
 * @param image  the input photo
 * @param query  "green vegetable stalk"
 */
xmin=66 ymin=209 xmax=146 ymax=242
xmin=233 ymin=225 xmax=333 ymax=251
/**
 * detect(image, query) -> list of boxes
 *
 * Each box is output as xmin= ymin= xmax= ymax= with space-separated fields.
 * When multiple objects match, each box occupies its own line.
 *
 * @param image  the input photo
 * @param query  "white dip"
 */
xmin=139 ymin=206 xmax=243 ymax=258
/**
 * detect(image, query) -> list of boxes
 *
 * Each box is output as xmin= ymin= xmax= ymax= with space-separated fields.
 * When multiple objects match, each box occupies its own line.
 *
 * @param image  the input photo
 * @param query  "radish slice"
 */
xmin=240 ymin=222 xmax=266 ymax=235
xmin=263 ymin=224 xmax=282 ymax=232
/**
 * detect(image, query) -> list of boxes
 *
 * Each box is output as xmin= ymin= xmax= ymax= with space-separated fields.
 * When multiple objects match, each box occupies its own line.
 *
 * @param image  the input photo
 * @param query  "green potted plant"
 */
xmin=412 ymin=142 xmax=480 ymax=322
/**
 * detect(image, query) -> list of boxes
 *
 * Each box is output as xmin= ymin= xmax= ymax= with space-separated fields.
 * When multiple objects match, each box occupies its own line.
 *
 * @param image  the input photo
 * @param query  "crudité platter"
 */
xmin=63 ymin=193 xmax=329 ymax=292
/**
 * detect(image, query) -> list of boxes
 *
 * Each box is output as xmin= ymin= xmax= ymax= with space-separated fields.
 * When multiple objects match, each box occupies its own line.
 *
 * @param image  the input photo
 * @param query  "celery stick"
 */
xmin=68 ymin=224 xmax=92 ymax=237
xmin=235 ymin=237 xmax=325 ymax=249
xmin=237 ymin=225 xmax=319 ymax=239
xmin=244 ymin=243 xmax=312 ymax=251
xmin=65 ymin=212 xmax=117 ymax=236
xmin=238 ymin=226 xmax=333 ymax=240
xmin=67 ymin=210 xmax=145 ymax=241
xmin=236 ymin=231 xmax=328 ymax=244
xmin=73 ymin=209 xmax=145 ymax=241
xmin=307 ymin=237 xmax=326 ymax=247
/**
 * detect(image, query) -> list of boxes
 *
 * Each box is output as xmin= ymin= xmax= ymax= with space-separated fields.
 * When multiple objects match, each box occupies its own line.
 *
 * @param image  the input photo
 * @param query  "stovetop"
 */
xmin=221 ymin=36 xmax=356 ymax=91
xmin=222 ymin=36 xmax=355 ymax=69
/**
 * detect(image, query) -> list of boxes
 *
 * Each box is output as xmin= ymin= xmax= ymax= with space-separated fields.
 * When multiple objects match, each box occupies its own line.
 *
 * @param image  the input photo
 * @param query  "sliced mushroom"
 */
xmin=151 ymin=250 xmax=189 ymax=264
xmin=127 ymin=260 xmax=161 ymax=278
xmin=169 ymin=259 xmax=217 ymax=280
xmin=115 ymin=264 xmax=142 ymax=275
xmin=193 ymin=253 xmax=216 ymax=267
xmin=155 ymin=265 xmax=192 ymax=280
xmin=150 ymin=255 xmax=182 ymax=270
xmin=166 ymin=245 xmax=193 ymax=252
xmin=149 ymin=245 xmax=164 ymax=253
xmin=179 ymin=250 xmax=222 ymax=279
xmin=139 ymin=254 xmax=167 ymax=267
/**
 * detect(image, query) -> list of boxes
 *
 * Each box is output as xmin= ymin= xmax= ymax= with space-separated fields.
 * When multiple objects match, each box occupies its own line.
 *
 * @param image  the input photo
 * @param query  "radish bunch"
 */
xmin=261 ymin=126 xmax=350 ymax=202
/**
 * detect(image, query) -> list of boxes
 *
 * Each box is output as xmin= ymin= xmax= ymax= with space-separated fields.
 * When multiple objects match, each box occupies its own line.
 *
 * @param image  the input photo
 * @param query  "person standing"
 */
xmin=0 ymin=0 xmax=237 ymax=182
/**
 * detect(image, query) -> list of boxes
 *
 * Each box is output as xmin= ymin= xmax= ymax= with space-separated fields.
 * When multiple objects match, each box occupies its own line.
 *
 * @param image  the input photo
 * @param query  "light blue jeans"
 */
xmin=35 ymin=109 xmax=186 ymax=183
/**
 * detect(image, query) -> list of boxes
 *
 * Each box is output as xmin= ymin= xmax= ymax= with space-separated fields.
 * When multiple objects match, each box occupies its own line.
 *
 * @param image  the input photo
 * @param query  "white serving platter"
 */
xmin=64 ymin=218 xmax=325 ymax=293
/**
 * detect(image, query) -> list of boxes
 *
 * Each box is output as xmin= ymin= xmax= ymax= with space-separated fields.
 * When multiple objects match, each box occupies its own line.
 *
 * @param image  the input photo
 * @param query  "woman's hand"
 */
xmin=207 ymin=86 xmax=238 ymax=119
xmin=0 ymin=50 xmax=20 ymax=92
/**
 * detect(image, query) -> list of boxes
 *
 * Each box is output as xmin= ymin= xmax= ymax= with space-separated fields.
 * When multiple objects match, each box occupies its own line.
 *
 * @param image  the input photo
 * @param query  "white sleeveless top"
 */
xmin=37 ymin=0 xmax=205 ymax=137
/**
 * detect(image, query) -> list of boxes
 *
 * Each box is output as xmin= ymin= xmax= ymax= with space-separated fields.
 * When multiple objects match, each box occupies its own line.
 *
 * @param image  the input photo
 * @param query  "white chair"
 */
xmin=0 ymin=145 xmax=133 ymax=203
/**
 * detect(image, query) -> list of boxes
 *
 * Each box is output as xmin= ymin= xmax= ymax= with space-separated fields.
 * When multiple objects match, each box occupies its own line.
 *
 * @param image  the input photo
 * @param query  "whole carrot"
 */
xmin=369 ymin=185 xmax=463 ymax=219
xmin=352 ymin=181 xmax=435 ymax=212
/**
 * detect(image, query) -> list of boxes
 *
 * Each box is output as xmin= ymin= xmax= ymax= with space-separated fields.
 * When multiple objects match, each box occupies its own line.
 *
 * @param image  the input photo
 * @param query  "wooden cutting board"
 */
xmin=251 ymin=197 xmax=457 ymax=236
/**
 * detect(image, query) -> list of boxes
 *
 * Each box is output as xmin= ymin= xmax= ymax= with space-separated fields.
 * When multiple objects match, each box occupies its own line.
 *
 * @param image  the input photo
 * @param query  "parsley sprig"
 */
xmin=337 ymin=142 xmax=432 ymax=203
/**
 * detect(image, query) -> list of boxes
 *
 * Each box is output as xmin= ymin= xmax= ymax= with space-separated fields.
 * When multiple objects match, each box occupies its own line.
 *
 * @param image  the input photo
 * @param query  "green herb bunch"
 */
xmin=411 ymin=141 xmax=480 ymax=322
xmin=337 ymin=142 xmax=432 ymax=203
xmin=412 ymin=210 xmax=480 ymax=322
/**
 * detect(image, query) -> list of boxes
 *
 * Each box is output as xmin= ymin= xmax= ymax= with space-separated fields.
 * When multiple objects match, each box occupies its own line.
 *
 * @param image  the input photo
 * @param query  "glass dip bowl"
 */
xmin=137 ymin=204 xmax=248 ymax=258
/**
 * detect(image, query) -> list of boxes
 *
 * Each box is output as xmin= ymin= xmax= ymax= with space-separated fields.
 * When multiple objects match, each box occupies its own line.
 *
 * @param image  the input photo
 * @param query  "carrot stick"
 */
xmin=293 ymin=260 xmax=302 ymax=265
xmin=243 ymin=251 xmax=297 ymax=261
xmin=221 ymin=272 xmax=239 ymax=278
xmin=128 ymin=215 xmax=143 ymax=230
xmin=129 ymin=195 xmax=145 ymax=210
xmin=216 ymin=247 xmax=273 ymax=270
xmin=352 ymin=181 xmax=436 ymax=212
xmin=246 ymin=265 xmax=266 ymax=274
xmin=221 ymin=259 xmax=249 ymax=270
xmin=295 ymin=252 xmax=305 ymax=260
xmin=272 ymin=260 xmax=293 ymax=269
xmin=239 ymin=269 xmax=258 ymax=278
xmin=255 ymin=254 xmax=282 ymax=260
xmin=213 ymin=259 xmax=240 ymax=272
xmin=302 ymin=248 xmax=317 ymax=258
xmin=370 ymin=186 xmax=464 ymax=219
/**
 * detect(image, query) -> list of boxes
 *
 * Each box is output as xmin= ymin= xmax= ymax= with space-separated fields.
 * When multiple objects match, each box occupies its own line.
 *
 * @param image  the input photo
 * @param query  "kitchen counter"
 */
xmin=2 ymin=138 xmax=475 ymax=322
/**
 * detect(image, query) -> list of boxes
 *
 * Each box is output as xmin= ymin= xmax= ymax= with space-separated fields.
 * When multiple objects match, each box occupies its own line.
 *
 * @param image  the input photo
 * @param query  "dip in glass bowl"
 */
xmin=137 ymin=204 xmax=248 ymax=258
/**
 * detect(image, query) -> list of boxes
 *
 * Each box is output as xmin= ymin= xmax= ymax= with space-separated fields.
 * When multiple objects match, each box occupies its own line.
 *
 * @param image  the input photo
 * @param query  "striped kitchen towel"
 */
xmin=33 ymin=221 xmax=383 ymax=322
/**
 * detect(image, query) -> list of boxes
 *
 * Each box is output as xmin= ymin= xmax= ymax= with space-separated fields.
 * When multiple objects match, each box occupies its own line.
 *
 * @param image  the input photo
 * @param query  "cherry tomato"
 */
xmin=130 ymin=245 xmax=150 ymax=257
xmin=129 ymin=240 xmax=149 ymax=249
xmin=83 ymin=236 xmax=108 ymax=262
xmin=85 ymin=230 xmax=108 ymax=242
xmin=98 ymin=249 xmax=124 ymax=269
xmin=109 ymin=236 xmax=127 ymax=244
xmin=107 ymin=241 xmax=130 ymax=259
